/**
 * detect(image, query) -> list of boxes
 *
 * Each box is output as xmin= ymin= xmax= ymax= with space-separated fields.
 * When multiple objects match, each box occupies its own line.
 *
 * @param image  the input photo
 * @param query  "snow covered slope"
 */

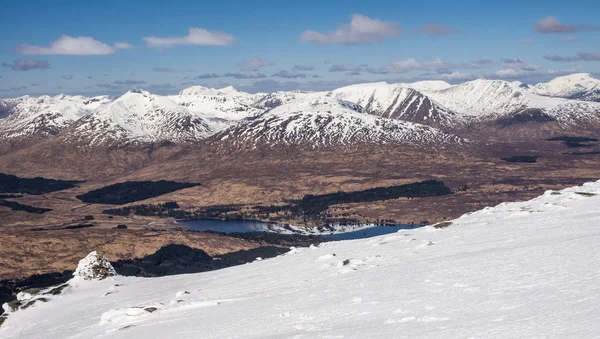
xmin=0 ymin=94 xmax=111 ymax=139
xmin=330 ymin=82 xmax=460 ymax=128
xmin=254 ymin=90 xmax=327 ymax=109
xmin=533 ymin=73 xmax=600 ymax=102
xmin=213 ymin=97 xmax=465 ymax=147
xmin=61 ymin=90 xmax=213 ymax=146
xmin=400 ymin=80 xmax=452 ymax=92
xmin=425 ymin=78 xmax=600 ymax=124
xmin=3 ymin=181 xmax=600 ymax=338
xmin=171 ymin=85 xmax=263 ymax=119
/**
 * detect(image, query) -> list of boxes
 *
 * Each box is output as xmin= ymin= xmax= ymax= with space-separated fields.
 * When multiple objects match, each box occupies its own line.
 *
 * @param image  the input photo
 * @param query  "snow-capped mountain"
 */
xmin=533 ymin=73 xmax=600 ymax=102
xmin=329 ymin=82 xmax=460 ymax=129
xmin=169 ymin=86 xmax=264 ymax=131
xmin=0 ymin=94 xmax=112 ymax=140
xmin=253 ymin=90 xmax=327 ymax=110
xmin=424 ymin=78 xmax=600 ymax=125
xmin=213 ymin=97 xmax=465 ymax=148
xmin=400 ymin=80 xmax=453 ymax=92
xmin=61 ymin=90 xmax=213 ymax=147
xmin=3 ymin=180 xmax=600 ymax=338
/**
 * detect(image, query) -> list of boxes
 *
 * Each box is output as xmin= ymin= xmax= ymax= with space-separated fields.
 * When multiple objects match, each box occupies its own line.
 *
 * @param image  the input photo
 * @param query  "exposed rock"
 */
xmin=73 ymin=251 xmax=117 ymax=281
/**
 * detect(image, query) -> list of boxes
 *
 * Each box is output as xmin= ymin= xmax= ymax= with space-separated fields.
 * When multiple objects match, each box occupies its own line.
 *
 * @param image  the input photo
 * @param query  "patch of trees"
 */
xmin=547 ymin=136 xmax=598 ymax=143
xmin=0 ymin=194 xmax=22 ymax=199
xmin=295 ymin=180 xmax=453 ymax=214
xmin=102 ymin=180 xmax=451 ymax=226
xmin=0 ymin=200 xmax=52 ymax=214
xmin=111 ymin=244 xmax=289 ymax=277
xmin=564 ymin=151 xmax=600 ymax=155
xmin=76 ymin=181 xmax=200 ymax=205
xmin=501 ymin=155 xmax=540 ymax=163
xmin=103 ymin=201 xmax=181 ymax=216
xmin=0 ymin=173 xmax=83 ymax=195
xmin=547 ymin=136 xmax=598 ymax=148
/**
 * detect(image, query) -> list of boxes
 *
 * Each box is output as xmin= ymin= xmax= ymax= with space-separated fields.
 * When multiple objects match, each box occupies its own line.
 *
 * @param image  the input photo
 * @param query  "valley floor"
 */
xmin=2 ymin=181 xmax=599 ymax=338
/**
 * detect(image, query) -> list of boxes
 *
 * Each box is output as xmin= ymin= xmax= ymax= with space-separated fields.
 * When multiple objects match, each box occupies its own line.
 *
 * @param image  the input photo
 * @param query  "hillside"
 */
xmin=330 ymin=82 xmax=460 ymax=129
xmin=60 ymin=90 xmax=213 ymax=147
xmin=211 ymin=97 xmax=466 ymax=148
xmin=2 ymin=181 xmax=599 ymax=338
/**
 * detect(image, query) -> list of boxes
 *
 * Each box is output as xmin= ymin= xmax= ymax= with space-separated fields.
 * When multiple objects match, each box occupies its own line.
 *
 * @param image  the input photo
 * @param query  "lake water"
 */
xmin=181 ymin=219 xmax=421 ymax=240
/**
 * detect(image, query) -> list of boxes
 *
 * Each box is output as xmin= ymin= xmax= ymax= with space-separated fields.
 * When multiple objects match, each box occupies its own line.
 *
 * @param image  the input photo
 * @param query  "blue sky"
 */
xmin=1 ymin=0 xmax=599 ymax=97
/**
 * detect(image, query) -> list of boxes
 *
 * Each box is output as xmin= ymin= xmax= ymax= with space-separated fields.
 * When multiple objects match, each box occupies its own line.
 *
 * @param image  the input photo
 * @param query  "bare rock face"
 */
xmin=73 ymin=251 xmax=117 ymax=281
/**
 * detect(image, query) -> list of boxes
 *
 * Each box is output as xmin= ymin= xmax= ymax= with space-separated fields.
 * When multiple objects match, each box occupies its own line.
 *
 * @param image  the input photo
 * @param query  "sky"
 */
xmin=1 ymin=0 xmax=599 ymax=97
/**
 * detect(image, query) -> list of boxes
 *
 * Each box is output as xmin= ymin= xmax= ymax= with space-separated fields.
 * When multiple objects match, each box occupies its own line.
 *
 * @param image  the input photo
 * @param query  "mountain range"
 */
xmin=1 ymin=73 xmax=600 ymax=149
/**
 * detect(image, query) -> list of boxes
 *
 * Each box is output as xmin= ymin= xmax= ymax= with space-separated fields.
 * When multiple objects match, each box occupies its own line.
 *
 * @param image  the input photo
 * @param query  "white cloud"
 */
xmin=223 ymin=72 xmax=266 ymax=79
xmin=534 ymin=16 xmax=598 ymax=34
xmin=272 ymin=70 xmax=307 ymax=78
xmin=301 ymin=14 xmax=400 ymax=45
xmin=114 ymin=42 xmax=133 ymax=49
xmin=17 ymin=35 xmax=128 ymax=55
xmin=236 ymin=56 xmax=275 ymax=70
xmin=143 ymin=28 xmax=235 ymax=49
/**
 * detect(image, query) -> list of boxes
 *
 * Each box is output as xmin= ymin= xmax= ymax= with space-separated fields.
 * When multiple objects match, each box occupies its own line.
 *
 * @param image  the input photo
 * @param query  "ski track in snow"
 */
xmin=2 ymin=181 xmax=600 ymax=338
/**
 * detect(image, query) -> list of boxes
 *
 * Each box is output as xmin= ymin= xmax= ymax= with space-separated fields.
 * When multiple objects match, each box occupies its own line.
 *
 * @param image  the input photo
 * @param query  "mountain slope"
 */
xmin=253 ymin=90 xmax=327 ymax=110
xmin=212 ymin=97 xmax=465 ymax=148
xmin=61 ymin=90 xmax=213 ymax=147
xmin=3 ymin=181 xmax=600 ymax=338
xmin=425 ymin=78 xmax=600 ymax=125
xmin=533 ymin=73 xmax=600 ymax=102
xmin=170 ymin=86 xmax=264 ymax=122
xmin=0 ymin=95 xmax=111 ymax=140
xmin=330 ymin=82 xmax=460 ymax=129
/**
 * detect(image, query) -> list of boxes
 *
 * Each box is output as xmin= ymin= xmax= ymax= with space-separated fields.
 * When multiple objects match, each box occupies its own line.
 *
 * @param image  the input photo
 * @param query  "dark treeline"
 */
xmin=547 ymin=136 xmax=598 ymax=148
xmin=547 ymin=136 xmax=598 ymax=143
xmin=501 ymin=155 xmax=540 ymax=163
xmin=0 ymin=194 xmax=22 ymax=199
xmin=103 ymin=201 xmax=181 ymax=216
xmin=102 ymin=180 xmax=452 ymax=225
xmin=0 ymin=173 xmax=82 ymax=195
xmin=76 ymin=181 xmax=200 ymax=205
xmin=295 ymin=180 xmax=452 ymax=214
xmin=0 ymin=200 xmax=52 ymax=214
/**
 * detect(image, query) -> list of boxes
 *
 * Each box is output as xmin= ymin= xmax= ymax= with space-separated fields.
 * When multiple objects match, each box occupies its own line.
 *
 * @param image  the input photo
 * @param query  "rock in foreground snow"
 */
xmin=72 ymin=251 xmax=116 ymax=281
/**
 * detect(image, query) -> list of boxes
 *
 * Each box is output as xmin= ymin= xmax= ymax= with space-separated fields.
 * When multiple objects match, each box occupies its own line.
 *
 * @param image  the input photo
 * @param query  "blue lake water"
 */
xmin=181 ymin=219 xmax=421 ymax=240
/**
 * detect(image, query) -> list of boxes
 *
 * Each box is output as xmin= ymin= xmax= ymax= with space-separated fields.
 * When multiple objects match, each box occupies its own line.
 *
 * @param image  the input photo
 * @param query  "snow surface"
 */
xmin=533 ymin=73 xmax=600 ymax=102
xmin=62 ymin=90 xmax=213 ymax=146
xmin=4 ymin=181 xmax=600 ymax=338
xmin=423 ymin=78 xmax=600 ymax=123
xmin=0 ymin=94 xmax=111 ymax=139
xmin=214 ymin=97 xmax=465 ymax=147
xmin=329 ymin=82 xmax=459 ymax=128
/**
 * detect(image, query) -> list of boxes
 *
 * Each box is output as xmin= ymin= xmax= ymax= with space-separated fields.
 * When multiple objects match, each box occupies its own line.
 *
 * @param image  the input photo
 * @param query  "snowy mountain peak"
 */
xmin=213 ymin=96 xmax=465 ymax=148
xmin=534 ymin=73 xmax=600 ymax=102
xmin=62 ymin=90 xmax=213 ymax=146
xmin=217 ymin=86 xmax=240 ymax=95
xmin=0 ymin=94 xmax=112 ymax=140
xmin=400 ymin=80 xmax=452 ymax=92
xmin=330 ymin=82 xmax=459 ymax=128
